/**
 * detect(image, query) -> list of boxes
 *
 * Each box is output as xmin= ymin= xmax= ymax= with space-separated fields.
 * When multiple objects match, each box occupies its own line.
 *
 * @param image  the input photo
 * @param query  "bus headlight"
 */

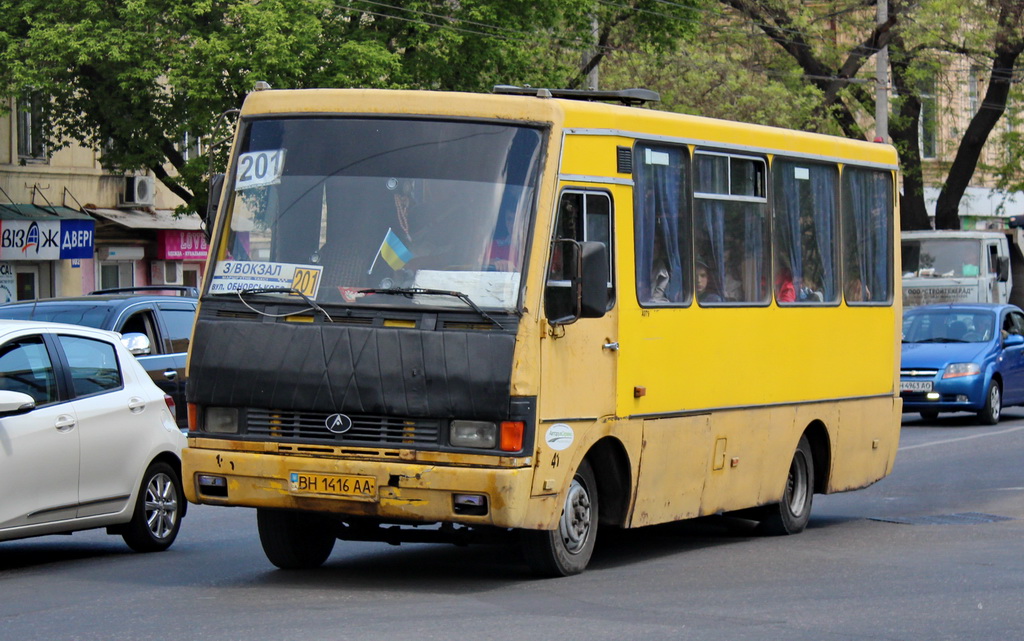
xmin=205 ymin=407 xmax=240 ymax=433
xmin=942 ymin=363 xmax=981 ymax=379
xmin=450 ymin=420 xmax=497 ymax=448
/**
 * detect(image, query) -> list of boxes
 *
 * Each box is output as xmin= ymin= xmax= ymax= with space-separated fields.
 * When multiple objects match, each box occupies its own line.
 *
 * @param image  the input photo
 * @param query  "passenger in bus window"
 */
xmin=775 ymin=265 xmax=796 ymax=303
xmin=487 ymin=205 xmax=517 ymax=272
xmin=649 ymin=233 xmax=671 ymax=303
xmin=845 ymin=277 xmax=869 ymax=302
xmin=798 ymin=275 xmax=824 ymax=302
xmin=696 ymin=261 xmax=723 ymax=303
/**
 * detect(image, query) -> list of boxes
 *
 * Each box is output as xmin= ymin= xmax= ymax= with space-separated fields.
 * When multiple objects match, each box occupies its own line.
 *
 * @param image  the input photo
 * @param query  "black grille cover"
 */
xmin=188 ymin=318 xmax=516 ymax=421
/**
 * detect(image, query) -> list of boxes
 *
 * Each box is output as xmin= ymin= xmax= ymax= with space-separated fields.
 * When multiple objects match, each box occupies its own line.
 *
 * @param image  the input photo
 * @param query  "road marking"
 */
xmin=900 ymin=425 xmax=1024 ymax=451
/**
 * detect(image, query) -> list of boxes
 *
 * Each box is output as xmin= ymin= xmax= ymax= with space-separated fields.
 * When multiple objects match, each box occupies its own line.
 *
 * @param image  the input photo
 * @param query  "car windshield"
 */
xmin=0 ymin=303 xmax=108 ymax=328
xmin=210 ymin=117 xmax=544 ymax=312
xmin=903 ymin=310 xmax=995 ymax=343
xmin=902 ymin=239 xmax=982 ymax=278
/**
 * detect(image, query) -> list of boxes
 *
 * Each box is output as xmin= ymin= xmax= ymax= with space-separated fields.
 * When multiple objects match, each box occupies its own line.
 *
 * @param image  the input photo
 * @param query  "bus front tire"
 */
xmin=521 ymin=460 xmax=598 ymax=577
xmin=257 ymin=508 xmax=336 ymax=570
xmin=756 ymin=436 xmax=814 ymax=536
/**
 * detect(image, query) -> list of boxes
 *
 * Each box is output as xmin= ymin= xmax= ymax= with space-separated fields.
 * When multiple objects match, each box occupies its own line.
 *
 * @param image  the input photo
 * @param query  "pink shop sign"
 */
xmin=158 ymin=230 xmax=208 ymax=260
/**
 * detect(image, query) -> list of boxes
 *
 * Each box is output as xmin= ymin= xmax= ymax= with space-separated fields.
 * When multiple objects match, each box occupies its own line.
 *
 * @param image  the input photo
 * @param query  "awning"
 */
xmin=0 ymin=203 xmax=93 ymax=220
xmin=87 ymin=208 xmax=203 ymax=230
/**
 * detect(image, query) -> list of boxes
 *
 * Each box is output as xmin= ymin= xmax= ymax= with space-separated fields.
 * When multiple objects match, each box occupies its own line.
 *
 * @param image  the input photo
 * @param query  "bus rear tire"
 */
xmin=756 ymin=436 xmax=814 ymax=536
xmin=521 ymin=460 xmax=598 ymax=577
xmin=257 ymin=508 xmax=336 ymax=570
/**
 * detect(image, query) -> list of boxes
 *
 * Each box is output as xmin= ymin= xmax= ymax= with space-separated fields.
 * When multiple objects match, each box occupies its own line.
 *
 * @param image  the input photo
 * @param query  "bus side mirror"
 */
xmin=998 ymin=256 xmax=1010 ymax=282
xmin=579 ymin=241 xmax=609 ymax=319
xmin=545 ymin=240 xmax=608 ymax=326
xmin=205 ymin=173 xmax=225 ymax=229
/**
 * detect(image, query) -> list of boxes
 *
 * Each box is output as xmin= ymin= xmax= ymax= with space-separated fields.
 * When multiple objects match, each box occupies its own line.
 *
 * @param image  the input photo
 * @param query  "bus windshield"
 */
xmin=902 ymin=238 xmax=982 ymax=278
xmin=211 ymin=117 xmax=544 ymax=311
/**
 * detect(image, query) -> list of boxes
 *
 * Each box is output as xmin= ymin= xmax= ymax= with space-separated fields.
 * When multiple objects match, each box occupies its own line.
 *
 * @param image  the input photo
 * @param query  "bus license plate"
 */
xmin=290 ymin=472 xmax=376 ymax=499
xmin=900 ymin=381 xmax=933 ymax=392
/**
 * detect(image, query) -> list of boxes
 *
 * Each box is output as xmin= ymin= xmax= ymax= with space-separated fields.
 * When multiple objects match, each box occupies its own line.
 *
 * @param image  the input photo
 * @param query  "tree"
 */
xmin=708 ymin=0 xmax=1023 ymax=231
xmin=0 ymin=0 xmax=699 ymax=216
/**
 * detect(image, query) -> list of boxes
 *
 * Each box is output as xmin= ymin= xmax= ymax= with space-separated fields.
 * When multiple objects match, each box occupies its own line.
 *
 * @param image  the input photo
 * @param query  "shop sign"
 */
xmin=158 ymin=230 xmax=208 ymax=260
xmin=0 ymin=262 xmax=14 ymax=302
xmin=0 ymin=220 xmax=94 ymax=261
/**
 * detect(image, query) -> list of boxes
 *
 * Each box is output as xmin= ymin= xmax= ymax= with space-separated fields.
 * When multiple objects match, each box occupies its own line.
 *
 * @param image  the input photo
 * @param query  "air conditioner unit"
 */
xmin=151 ymin=260 xmax=183 ymax=285
xmin=121 ymin=175 xmax=156 ymax=207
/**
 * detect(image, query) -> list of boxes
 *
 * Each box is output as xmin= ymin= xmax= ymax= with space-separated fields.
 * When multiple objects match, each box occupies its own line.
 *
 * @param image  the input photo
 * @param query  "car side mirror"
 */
xmin=0 ymin=390 xmax=36 ymax=417
xmin=1005 ymin=334 xmax=1024 ymax=347
xmin=998 ymin=256 xmax=1010 ymax=282
xmin=121 ymin=332 xmax=152 ymax=356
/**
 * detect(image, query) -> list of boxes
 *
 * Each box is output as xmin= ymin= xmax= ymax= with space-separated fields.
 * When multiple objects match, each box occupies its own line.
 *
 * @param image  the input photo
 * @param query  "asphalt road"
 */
xmin=2 ymin=411 xmax=1023 ymax=641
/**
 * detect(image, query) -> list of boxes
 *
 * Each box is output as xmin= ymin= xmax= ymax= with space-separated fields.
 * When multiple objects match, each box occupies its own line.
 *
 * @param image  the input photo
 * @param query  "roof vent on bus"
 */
xmin=492 ymin=85 xmax=660 ymax=106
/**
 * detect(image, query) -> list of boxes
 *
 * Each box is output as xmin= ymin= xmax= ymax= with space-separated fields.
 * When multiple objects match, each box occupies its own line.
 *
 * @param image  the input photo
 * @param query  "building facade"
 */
xmin=0 ymin=97 xmax=208 ymax=302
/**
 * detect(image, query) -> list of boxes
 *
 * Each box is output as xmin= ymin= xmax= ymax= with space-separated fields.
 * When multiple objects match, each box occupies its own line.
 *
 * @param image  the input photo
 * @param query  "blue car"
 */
xmin=901 ymin=303 xmax=1024 ymax=424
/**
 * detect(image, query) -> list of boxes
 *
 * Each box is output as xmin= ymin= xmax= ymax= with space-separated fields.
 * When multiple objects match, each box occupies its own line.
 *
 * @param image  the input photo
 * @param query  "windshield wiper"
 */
xmin=360 ymin=287 xmax=505 ymax=329
xmin=236 ymin=287 xmax=334 ymax=322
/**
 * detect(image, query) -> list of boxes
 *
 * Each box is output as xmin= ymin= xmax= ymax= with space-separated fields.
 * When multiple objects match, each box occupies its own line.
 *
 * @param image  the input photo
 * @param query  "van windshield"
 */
xmin=902 ymin=239 xmax=982 ymax=278
xmin=210 ymin=117 xmax=544 ymax=311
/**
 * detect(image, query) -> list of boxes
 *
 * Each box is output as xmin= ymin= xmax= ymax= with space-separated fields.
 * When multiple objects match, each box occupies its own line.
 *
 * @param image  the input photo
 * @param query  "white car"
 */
xmin=0 ymin=320 xmax=186 ymax=551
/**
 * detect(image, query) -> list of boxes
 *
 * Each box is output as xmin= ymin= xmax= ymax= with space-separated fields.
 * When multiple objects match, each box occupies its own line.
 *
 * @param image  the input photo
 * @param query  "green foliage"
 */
xmin=0 ymin=0 xmax=701 ymax=212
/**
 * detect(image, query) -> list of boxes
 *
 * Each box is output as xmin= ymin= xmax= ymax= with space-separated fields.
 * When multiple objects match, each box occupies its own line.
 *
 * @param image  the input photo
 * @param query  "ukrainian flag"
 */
xmin=375 ymin=228 xmax=414 ymax=271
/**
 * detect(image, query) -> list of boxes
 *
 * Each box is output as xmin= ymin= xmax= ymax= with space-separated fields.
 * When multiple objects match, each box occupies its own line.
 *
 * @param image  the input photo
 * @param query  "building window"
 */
xmin=179 ymin=132 xmax=205 ymax=162
xmin=968 ymin=65 xmax=982 ymax=116
xmin=920 ymin=76 xmax=938 ymax=159
xmin=99 ymin=262 xmax=135 ymax=290
xmin=17 ymin=94 xmax=46 ymax=162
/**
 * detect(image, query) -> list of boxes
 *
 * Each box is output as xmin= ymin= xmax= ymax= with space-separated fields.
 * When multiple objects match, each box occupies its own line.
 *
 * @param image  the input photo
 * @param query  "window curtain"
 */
xmin=845 ymin=169 xmax=892 ymax=302
xmin=635 ymin=146 xmax=684 ymax=302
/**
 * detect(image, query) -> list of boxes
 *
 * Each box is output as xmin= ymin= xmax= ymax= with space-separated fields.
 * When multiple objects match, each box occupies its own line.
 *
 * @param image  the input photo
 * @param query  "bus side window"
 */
xmin=694 ymin=151 xmax=769 ymax=305
xmin=634 ymin=144 xmax=690 ymax=306
xmin=842 ymin=168 xmax=893 ymax=304
xmin=773 ymin=160 xmax=839 ymax=304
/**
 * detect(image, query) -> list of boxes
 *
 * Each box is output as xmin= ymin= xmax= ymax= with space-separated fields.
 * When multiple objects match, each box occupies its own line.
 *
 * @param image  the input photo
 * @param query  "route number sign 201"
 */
xmin=235 ymin=149 xmax=286 ymax=190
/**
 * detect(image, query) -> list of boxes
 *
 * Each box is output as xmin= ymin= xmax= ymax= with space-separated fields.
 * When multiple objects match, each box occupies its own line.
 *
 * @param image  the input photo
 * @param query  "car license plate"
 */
xmin=900 ymin=381 xmax=933 ymax=392
xmin=290 ymin=472 xmax=376 ymax=499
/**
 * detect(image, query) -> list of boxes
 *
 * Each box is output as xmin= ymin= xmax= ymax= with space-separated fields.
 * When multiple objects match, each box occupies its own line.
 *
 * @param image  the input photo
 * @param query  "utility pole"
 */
xmin=875 ymin=0 xmax=889 ymax=142
xmin=585 ymin=15 xmax=599 ymax=90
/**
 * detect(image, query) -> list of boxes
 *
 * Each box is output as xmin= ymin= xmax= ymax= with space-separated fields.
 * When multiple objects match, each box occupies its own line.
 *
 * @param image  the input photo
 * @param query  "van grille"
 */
xmin=245 ymin=408 xmax=441 ymax=447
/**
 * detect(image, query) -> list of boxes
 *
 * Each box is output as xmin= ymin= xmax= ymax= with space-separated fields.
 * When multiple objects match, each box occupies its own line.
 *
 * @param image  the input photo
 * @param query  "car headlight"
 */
xmin=942 ymin=363 xmax=981 ymax=379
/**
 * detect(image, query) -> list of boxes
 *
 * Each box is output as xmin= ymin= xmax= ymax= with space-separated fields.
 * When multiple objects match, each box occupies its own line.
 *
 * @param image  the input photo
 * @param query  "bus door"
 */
xmin=539 ymin=189 xmax=617 ymax=423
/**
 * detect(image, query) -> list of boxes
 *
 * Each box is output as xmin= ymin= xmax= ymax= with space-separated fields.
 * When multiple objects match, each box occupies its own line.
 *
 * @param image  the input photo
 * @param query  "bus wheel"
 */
xmin=756 ymin=436 xmax=814 ymax=536
xmin=978 ymin=381 xmax=1001 ymax=425
xmin=521 ymin=460 xmax=598 ymax=577
xmin=257 ymin=508 xmax=336 ymax=569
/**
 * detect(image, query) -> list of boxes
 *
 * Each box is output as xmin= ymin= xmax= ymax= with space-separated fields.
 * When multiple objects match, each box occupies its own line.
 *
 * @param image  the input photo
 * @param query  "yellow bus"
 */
xmin=183 ymin=85 xmax=901 ymax=576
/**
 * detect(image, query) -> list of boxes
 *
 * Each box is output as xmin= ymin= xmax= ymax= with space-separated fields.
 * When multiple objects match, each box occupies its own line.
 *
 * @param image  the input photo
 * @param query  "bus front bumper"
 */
xmin=182 ymin=440 xmax=556 ymax=530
